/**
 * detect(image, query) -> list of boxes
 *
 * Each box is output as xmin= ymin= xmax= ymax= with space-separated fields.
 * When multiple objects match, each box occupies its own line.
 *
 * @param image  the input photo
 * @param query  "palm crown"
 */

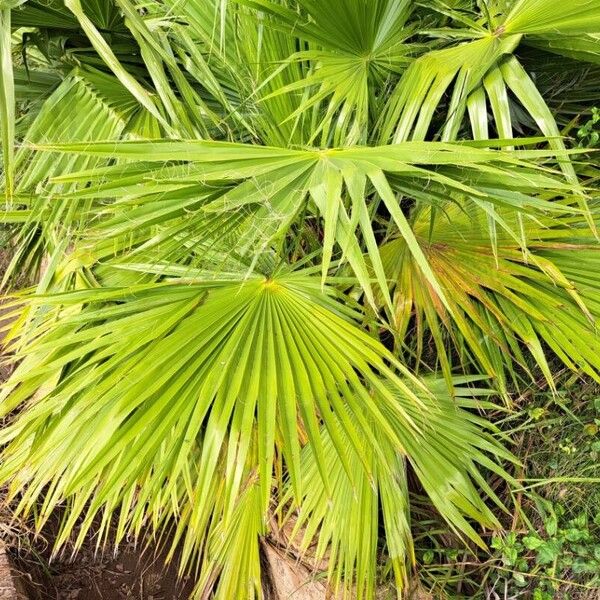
xmin=1 ymin=0 xmax=599 ymax=598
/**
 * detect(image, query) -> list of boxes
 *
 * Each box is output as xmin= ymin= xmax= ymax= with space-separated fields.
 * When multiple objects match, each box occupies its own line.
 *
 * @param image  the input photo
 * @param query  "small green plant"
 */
xmin=577 ymin=107 xmax=600 ymax=147
xmin=414 ymin=381 xmax=600 ymax=598
xmin=491 ymin=499 xmax=600 ymax=599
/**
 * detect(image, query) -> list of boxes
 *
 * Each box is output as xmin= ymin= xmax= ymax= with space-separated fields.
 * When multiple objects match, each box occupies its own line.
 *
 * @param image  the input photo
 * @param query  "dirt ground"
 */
xmin=8 ymin=519 xmax=195 ymax=600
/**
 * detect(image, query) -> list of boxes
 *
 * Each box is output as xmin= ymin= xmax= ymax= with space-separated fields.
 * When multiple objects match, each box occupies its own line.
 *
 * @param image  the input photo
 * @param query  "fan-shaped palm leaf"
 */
xmin=0 ymin=269 xmax=512 ymax=598
xmin=235 ymin=0 xmax=417 ymax=145
xmin=281 ymin=377 xmax=513 ymax=598
xmin=29 ymin=138 xmax=582 ymax=310
xmin=381 ymin=201 xmax=600 ymax=394
xmin=380 ymin=0 xmax=600 ymax=185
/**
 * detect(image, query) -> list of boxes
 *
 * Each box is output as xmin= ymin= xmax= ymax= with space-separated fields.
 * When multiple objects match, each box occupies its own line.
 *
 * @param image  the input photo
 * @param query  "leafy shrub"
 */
xmin=1 ymin=1 xmax=600 ymax=598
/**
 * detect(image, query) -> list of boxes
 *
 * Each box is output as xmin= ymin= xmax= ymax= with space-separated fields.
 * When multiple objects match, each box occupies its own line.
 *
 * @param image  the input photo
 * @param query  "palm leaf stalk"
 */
xmin=0 ymin=0 xmax=599 ymax=598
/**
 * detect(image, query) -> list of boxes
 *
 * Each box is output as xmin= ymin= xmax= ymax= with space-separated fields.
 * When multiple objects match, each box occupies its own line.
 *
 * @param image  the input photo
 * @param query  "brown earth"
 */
xmin=1 ymin=504 xmax=197 ymax=600
xmin=10 ymin=532 xmax=195 ymax=600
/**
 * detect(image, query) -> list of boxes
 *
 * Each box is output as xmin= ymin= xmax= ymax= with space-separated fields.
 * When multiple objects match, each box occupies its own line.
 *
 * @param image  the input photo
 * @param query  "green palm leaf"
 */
xmin=379 ymin=0 xmax=600 ymax=185
xmin=0 ymin=268 xmax=513 ymax=598
xmin=235 ymin=0 xmax=416 ymax=145
xmin=282 ymin=377 xmax=513 ymax=598
xmin=0 ymin=269 xmax=514 ymax=598
xmin=381 ymin=201 xmax=600 ymax=394
xmin=29 ymin=138 xmax=582 ymax=311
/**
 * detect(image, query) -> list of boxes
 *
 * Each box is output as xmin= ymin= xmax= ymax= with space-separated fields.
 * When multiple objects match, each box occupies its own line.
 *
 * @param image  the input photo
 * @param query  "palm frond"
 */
xmin=29 ymin=138 xmax=582 ymax=310
xmin=0 ymin=6 xmax=14 ymax=198
xmin=0 ymin=269 xmax=513 ymax=598
xmin=236 ymin=0 xmax=416 ymax=145
xmin=380 ymin=0 xmax=600 ymax=184
xmin=381 ymin=201 xmax=600 ymax=393
xmin=282 ymin=377 xmax=512 ymax=598
xmin=0 ymin=272 xmax=510 ymax=597
xmin=0 ymin=67 xmax=157 ymax=286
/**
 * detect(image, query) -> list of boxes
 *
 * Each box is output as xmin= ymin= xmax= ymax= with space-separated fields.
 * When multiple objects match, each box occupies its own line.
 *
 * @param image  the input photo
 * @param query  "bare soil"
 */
xmin=8 ymin=521 xmax=195 ymax=600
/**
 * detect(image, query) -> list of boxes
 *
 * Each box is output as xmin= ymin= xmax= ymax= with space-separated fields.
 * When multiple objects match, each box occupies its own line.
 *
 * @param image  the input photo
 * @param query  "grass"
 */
xmin=413 ymin=373 xmax=600 ymax=599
